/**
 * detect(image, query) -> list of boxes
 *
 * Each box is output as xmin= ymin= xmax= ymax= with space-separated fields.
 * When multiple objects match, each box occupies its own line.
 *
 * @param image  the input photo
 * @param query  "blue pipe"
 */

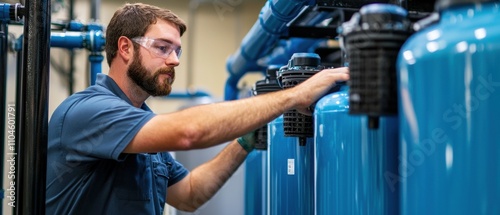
xmin=50 ymin=30 xmax=105 ymax=51
xmin=18 ymin=30 xmax=106 ymax=85
xmin=88 ymin=54 xmax=103 ymax=85
xmin=86 ymin=29 xmax=105 ymax=85
xmin=51 ymin=30 xmax=105 ymax=85
xmin=0 ymin=3 xmax=10 ymax=21
xmin=66 ymin=20 xmax=85 ymax=31
xmin=0 ymin=3 xmax=24 ymax=22
xmin=224 ymin=0 xmax=315 ymax=101
xmin=16 ymin=30 xmax=105 ymax=51
xmin=50 ymin=32 xmax=85 ymax=48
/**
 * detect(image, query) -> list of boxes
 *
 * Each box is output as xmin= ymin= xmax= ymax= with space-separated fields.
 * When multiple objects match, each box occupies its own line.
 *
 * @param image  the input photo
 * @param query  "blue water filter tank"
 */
xmin=244 ymin=150 xmax=267 ymax=215
xmin=314 ymin=84 xmax=399 ymax=215
xmin=268 ymin=115 xmax=314 ymax=215
xmin=397 ymin=1 xmax=500 ymax=214
xmin=245 ymin=65 xmax=283 ymax=215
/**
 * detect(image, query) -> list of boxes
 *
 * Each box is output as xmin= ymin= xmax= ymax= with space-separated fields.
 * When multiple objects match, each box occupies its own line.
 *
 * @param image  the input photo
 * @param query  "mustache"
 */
xmin=156 ymin=67 xmax=175 ymax=85
xmin=157 ymin=67 xmax=175 ymax=75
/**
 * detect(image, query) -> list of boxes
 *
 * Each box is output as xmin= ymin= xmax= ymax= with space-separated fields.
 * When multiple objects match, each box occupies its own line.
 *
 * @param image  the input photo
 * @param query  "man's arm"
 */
xmin=165 ymin=139 xmax=248 ymax=212
xmin=124 ymin=67 xmax=349 ymax=153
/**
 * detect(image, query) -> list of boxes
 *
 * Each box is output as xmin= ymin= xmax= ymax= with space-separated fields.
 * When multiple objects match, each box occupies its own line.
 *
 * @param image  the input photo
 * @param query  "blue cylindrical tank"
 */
xmin=314 ymin=84 xmax=399 ymax=215
xmin=268 ymin=115 xmax=314 ymax=215
xmin=244 ymin=150 xmax=267 ymax=215
xmin=397 ymin=1 xmax=500 ymax=214
xmin=245 ymin=66 xmax=282 ymax=215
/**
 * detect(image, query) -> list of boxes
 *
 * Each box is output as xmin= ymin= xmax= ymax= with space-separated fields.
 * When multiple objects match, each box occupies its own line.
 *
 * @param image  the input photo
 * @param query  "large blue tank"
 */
xmin=245 ymin=66 xmax=282 ymax=215
xmin=314 ymin=84 xmax=399 ymax=215
xmin=397 ymin=1 xmax=500 ymax=214
xmin=244 ymin=150 xmax=267 ymax=215
xmin=268 ymin=115 xmax=314 ymax=215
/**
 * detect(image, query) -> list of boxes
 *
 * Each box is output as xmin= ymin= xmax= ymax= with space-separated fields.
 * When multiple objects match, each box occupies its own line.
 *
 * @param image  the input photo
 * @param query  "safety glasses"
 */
xmin=131 ymin=37 xmax=182 ymax=59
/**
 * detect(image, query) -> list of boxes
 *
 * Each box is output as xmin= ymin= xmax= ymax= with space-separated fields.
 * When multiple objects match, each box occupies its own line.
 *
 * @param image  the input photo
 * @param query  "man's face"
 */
xmin=127 ymin=50 xmax=176 ymax=96
xmin=127 ymin=19 xmax=181 ymax=96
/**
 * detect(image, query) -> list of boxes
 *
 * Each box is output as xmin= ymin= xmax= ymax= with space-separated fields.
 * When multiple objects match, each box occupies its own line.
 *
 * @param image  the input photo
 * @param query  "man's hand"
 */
xmin=294 ymin=67 xmax=350 ymax=115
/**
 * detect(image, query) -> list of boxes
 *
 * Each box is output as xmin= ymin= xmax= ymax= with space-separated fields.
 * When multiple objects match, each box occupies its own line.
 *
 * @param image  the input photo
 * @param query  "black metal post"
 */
xmin=15 ymin=0 xmax=51 ymax=214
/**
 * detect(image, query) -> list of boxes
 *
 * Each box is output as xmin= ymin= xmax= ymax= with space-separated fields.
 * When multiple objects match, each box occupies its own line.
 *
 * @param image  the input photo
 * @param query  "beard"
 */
xmin=127 ymin=52 xmax=176 ymax=96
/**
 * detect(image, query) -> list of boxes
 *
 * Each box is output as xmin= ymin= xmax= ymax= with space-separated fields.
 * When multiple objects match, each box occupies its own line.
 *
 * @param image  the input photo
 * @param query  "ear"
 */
xmin=117 ymin=36 xmax=134 ymax=62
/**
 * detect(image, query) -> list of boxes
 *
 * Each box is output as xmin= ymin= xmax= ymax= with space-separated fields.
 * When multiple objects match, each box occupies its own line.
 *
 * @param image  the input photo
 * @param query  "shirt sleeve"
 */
xmin=60 ymin=94 xmax=156 ymax=162
xmin=164 ymin=152 xmax=189 ymax=186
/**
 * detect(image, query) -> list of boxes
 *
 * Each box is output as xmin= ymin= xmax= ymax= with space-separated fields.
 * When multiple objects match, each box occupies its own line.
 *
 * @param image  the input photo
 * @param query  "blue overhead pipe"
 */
xmin=50 ymin=29 xmax=105 ymax=50
xmin=13 ymin=20 xmax=105 ymax=86
xmin=0 ymin=3 xmax=24 ymax=22
xmin=28 ymin=29 xmax=106 ymax=85
xmin=259 ymin=7 xmax=336 ymax=65
xmin=15 ymin=30 xmax=105 ymax=58
xmin=224 ymin=0 xmax=316 ymax=101
xmin=15 ymin=30 xmax=105 ymax=85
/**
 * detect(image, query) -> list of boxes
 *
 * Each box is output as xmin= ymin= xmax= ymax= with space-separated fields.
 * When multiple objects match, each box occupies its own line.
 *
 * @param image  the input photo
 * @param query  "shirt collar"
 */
xmin=95 ymin=73 xmax=152 ymax=112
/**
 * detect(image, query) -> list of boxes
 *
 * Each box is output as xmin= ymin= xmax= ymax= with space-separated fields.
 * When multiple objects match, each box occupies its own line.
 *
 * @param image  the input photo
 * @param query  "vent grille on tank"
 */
xmin=252 ymin=66 xmax=282 ymax=150
xmin=341 ymin=3 xmax=412 ymax=129
xmin=278 ymin=53 xmax=324 ymax=145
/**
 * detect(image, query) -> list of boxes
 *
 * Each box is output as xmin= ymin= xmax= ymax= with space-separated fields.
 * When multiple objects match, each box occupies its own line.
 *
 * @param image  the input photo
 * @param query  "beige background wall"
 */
xmin=2 ymin=0 xmax=266 ymax=214
xmin=48 ymin=0 xmax=266 ymax=115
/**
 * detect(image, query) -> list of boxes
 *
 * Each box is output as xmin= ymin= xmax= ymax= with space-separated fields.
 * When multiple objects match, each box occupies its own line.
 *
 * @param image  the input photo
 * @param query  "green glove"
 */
xmin=237 ymin=131 xmax=256 ymax=153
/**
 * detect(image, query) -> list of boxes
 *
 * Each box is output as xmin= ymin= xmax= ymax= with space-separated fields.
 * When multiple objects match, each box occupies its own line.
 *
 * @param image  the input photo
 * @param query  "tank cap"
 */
xmin=290 ymin=53 xmax=321 ymax=67
xmin=435 ymin=0 xmax=498 ymax=11
xmin=266 ymin=65 xmax=282 ymax=78
xmin=360 ymin=3 xmax=408 ymax=16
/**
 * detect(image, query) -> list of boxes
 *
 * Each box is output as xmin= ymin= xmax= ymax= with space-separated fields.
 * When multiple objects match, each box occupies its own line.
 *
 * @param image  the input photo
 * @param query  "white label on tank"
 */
xmin=319 ymin=124 xmax=324 ymax=137
xmin=287 ymin=159 xmax=295 ymax=175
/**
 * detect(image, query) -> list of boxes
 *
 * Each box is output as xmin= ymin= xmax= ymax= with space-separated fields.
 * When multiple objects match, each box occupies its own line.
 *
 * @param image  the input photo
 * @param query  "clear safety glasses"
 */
xmin=131 ymin=37 xmax=182 ymax=59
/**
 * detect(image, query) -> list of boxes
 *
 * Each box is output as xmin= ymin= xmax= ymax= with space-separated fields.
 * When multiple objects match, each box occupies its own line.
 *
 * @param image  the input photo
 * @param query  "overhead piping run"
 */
xmin=0 ymin=3 xmax=25 ymax=22
xmin=14 ymin=24 xmax=106 ymax=85
xmin=49 ymin=21 xmax=105 ymax=85
xmin=224 ymin=0 xmax=316 ymax=101
xmin=257 ymin=8 xmax=335 ymax=67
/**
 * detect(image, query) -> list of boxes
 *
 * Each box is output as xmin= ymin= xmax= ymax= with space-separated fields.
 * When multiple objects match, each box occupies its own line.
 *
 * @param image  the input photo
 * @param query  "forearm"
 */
xmin=127 ymin=67 xmax=349 ymax=153
xmin=129 ymin=89 xmax=295 ymax=152
xmin=175 ymin=93 xmax=291 ymax=147
xmin=187 ymin=140 xmax=247 ymax=209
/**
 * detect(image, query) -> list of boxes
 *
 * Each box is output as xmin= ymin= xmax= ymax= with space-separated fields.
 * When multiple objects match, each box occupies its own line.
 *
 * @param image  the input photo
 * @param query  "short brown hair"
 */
xmin=105 ymin=3 xmax=187 ymax=66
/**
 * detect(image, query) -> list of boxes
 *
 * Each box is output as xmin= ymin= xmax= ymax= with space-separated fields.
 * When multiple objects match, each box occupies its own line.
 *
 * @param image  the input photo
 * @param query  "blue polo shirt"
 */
xmin=46 ymin=74 xmax=189 ymax=215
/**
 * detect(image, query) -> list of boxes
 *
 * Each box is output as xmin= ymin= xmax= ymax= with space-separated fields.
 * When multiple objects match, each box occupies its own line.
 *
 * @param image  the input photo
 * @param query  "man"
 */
xmin=46 ymin=3 xmax=349 ymax=215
